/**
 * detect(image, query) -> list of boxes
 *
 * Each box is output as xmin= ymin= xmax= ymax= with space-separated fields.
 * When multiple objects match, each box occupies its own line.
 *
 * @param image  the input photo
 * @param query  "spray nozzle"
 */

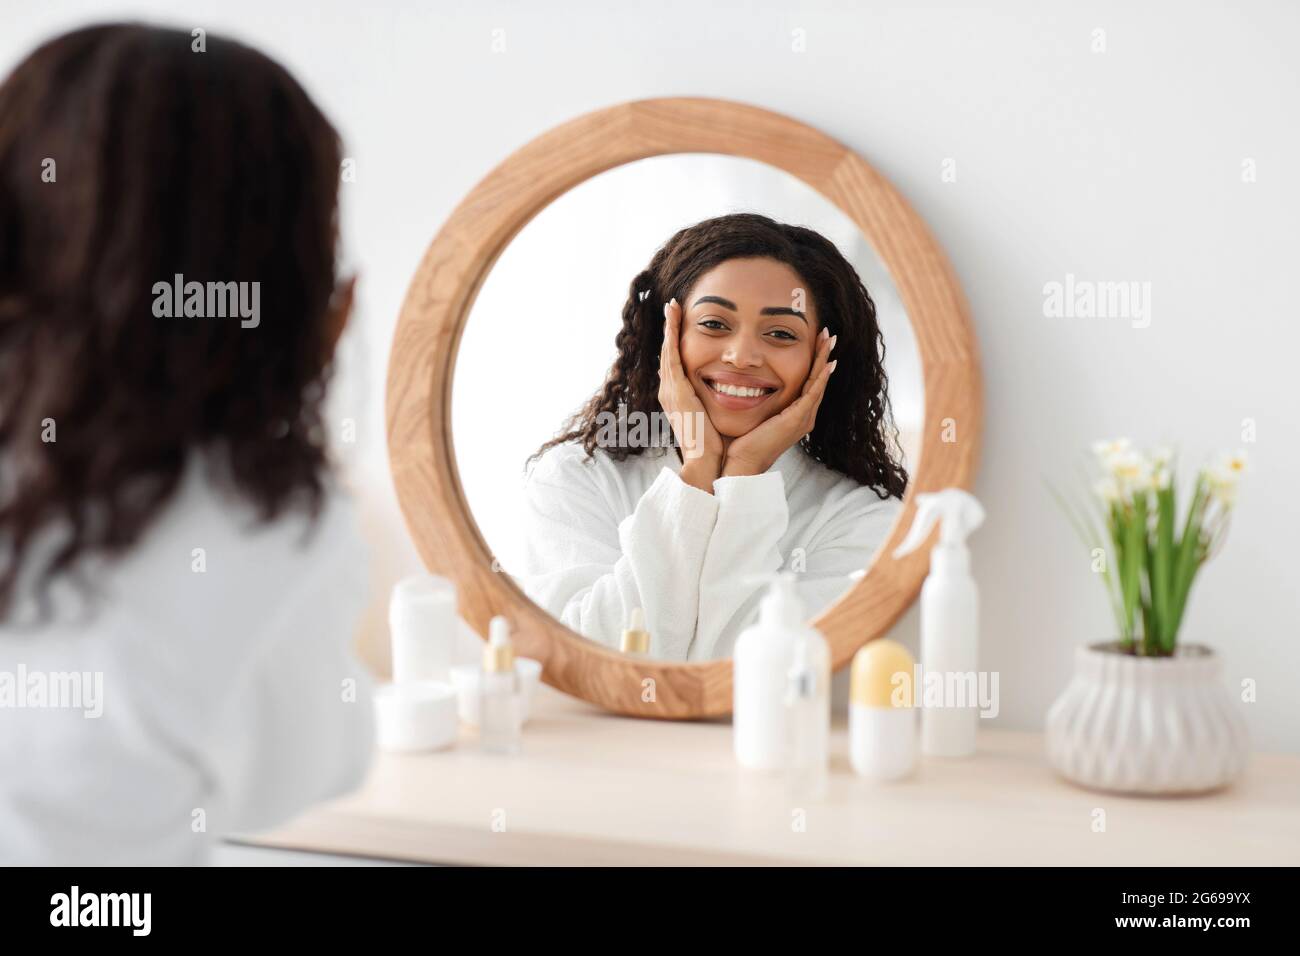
xmin=892 ymin=489 xmax=985 ymax=559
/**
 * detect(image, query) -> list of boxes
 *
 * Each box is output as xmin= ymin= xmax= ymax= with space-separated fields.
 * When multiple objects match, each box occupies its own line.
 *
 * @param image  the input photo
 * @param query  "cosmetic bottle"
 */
xmin=619 ymin=607 xmax=650 ymax=657
xmin=478 ymin=615 xmax=522 ymax=754
xmin=783 ymin=636 xmax=829 ymax=799
xmin=849 ymin=639 xmax=918 ymax=780
xmin=389 ymin=573 xmax=456 ymax=683
xmin=733 ymin=572 xmax=829 ymax=772
xmin=892 ymin=489 xmax=986 ymax=757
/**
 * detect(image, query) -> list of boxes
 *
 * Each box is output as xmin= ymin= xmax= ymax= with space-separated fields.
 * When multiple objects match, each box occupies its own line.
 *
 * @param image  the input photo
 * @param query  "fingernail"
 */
xmin=820 ymin=327 xmax=829 ymax=340
xmin=829 ymin=334 xmax=838 ymax=351
xmin=828 ymin=360 xmax=838 ymax=373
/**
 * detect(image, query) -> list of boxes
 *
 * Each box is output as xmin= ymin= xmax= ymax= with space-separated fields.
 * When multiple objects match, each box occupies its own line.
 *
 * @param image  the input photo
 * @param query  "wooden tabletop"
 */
xmin=239 ymin=683 xmax=1300 ymax=866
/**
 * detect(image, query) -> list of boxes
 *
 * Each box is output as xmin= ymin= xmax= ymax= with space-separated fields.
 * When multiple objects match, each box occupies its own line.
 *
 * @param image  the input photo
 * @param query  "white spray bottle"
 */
xmin=892 ymin=489 xmax=985 ymax=757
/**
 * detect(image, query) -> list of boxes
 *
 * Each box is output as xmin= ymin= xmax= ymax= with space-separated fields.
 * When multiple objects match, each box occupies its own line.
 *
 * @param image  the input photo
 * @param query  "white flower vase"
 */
xmin=1045 ymin=642 xmax=1249 ymax=795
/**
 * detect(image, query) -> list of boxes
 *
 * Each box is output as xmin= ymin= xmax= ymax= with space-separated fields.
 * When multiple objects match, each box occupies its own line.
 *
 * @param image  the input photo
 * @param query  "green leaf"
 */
xmin=1117 ymin=499 xmax=1142 ymax=644
xmin=1167 ymin=475 xmax=1207 ymax=645
xmin=1127 ymin=492 xmax=1150 ymax=652
xmin=1152 ymin=482 xmax=1175 ymax=651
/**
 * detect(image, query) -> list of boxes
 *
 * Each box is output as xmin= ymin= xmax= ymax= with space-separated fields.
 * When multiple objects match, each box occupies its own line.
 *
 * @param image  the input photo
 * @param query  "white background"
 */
xmin=4 ymin=1 xmax=1296 ymax=752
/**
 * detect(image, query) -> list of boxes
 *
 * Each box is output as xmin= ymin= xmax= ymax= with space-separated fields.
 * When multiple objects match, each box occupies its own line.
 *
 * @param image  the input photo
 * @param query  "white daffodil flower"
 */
xmin=1108 ymin=449 xmax=1152 ymax=500
xmin=1217 ymin=449 xmax=1248 ymax=479
xmin=1091 ymin=438 xmax=1131 ymax=462
xmin=1093 ymin=476 xmax=1121 ymax=503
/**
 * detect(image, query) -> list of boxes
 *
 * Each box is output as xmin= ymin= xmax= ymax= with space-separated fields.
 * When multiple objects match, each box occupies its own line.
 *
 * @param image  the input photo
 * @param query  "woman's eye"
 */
xmin=693 ymin=319 xmax=797 ymax=340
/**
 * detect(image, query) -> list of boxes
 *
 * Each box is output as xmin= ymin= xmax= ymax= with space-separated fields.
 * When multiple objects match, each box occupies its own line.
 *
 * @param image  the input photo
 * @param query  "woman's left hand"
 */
xmin=721 ymin=328 xmax=837 ymax=478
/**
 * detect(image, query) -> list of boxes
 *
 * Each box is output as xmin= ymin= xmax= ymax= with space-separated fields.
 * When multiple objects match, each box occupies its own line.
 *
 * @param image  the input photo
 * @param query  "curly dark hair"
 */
xmin=529 ymin=212 xmax=908 ymax=499
xmin=0 ymin=24 xmax=345 ymax=622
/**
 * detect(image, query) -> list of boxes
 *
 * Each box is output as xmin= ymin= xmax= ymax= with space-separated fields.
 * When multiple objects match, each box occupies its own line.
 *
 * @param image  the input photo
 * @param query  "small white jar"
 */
xmin=373 ymin=680 xmax=458 ymax=753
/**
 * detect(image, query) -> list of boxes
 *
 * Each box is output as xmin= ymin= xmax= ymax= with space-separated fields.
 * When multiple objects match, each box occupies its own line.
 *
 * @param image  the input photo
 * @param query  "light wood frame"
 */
xmin=386 ymin=97 xmax=981 ymax=719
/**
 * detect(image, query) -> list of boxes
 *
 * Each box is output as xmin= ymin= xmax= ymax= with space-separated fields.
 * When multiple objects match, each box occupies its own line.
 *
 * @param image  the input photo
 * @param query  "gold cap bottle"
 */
xmin=850 ymin=638 xmax=916 ymax=708
xmin=849 ymin=639 xmax=918 ymax=781
xmin=619 ymin=607 xmax=650 ymax=656
xmin=483 ymin=616 xmax=516 ymax=673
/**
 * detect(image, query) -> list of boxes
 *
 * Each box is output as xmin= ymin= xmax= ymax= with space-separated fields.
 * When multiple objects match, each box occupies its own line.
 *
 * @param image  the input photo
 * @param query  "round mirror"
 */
xmin=453 ymin=153 xmax=923 ymax=662
xmin=387 ymin=98 xmax=980 ymax=718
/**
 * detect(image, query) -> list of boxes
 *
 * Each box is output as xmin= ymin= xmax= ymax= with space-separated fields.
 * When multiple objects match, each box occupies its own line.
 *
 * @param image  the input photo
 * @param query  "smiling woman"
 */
xmin=516 ymin=212 xmax=909 ymax=661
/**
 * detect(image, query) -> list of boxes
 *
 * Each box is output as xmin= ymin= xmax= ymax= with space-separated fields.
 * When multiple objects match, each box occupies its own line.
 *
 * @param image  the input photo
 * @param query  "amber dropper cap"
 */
xmin=483 ymin=615 xmax=516 ymax=673
xmin=620 ymin=607 xmax=650 ymax=655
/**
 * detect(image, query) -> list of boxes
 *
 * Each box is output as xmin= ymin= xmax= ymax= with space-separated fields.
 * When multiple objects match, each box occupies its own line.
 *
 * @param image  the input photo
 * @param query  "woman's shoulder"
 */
xmin=796 ymin=449 xmax=906 ymax=516
xmin=97 ymin=452 xmax=366 ymax=640
xmin=164 ymin=451 xmax=363 ymax=566
xmin=2 ymin=452 xmax=364 ymax=629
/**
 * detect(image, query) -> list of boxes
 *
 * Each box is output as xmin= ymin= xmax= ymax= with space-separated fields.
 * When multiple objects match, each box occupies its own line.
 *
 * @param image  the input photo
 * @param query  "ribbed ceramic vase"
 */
xmin=1045 ymin=642 xmax=1249 ymax=795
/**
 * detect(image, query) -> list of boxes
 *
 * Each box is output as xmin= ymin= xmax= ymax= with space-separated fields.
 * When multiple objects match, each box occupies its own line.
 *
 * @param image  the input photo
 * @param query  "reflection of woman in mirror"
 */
xmin=520 ymin=213 xmax=908 ymax=661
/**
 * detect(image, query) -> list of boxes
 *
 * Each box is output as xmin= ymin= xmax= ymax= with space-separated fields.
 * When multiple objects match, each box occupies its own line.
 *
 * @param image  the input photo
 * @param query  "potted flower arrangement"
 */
xmin=1045 ymin=440 xmax=1250 ymax=794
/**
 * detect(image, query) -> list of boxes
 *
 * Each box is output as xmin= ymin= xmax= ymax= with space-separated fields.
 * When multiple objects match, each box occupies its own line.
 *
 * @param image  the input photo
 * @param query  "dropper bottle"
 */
xmin=479 ymin=615 xmax=521 ymax=754
xmin=620 ymin=607 xmax=650 ymax=657
xmin=784 ymin=636 xmax=828 ymax=799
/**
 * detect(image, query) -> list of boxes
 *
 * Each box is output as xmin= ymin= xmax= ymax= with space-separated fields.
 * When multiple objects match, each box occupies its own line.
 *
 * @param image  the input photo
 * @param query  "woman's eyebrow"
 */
xmin=692 ymin=295 xmax=808 ymax=324
xmin=693 ymin=295 xmax=737 ymax=311
xmin=761 ymin=306 xmax=807 ymax=323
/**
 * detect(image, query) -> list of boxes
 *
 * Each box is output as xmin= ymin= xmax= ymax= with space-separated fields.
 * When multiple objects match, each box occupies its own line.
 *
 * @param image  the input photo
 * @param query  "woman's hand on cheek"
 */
xmin=659 ymin=298 xmax=726 ymax=492
xmin=721 ymin=327 xmax=836 ymax=478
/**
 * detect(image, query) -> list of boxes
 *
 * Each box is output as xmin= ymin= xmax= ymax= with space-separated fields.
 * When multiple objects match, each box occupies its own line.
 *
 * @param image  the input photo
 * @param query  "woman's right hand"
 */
xmin=659 ymin=298 xmax=725 ymax=492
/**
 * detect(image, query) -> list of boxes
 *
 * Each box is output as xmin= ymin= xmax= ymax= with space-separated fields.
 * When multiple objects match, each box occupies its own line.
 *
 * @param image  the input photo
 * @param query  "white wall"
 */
xmin=5 ymin=0 xmax=1296 ymax=752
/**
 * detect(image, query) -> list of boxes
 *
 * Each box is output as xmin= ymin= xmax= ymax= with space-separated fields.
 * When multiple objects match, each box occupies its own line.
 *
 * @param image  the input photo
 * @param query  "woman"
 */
xmin=520 ymin=213 xmax=908 ymax=661
xmin=0 ymin=25 xmax=372 ymax=864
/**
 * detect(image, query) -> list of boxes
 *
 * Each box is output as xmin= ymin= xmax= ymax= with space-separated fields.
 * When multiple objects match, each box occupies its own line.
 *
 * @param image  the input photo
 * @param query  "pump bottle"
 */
xmin=733 ymin=573 xmax=829 ymax=772
xmin=479 ymin=615 xmax=522 ymax=754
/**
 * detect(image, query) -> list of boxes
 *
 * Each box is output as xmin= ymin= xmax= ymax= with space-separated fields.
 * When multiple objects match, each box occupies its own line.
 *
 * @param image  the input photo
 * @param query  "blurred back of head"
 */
xmin=0 ymin=23 xmax=344 ymax=621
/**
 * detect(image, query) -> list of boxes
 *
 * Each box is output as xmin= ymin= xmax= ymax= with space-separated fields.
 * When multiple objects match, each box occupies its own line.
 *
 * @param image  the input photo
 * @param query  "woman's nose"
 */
xmin=721 ymin=340 xmax=763 ymax=368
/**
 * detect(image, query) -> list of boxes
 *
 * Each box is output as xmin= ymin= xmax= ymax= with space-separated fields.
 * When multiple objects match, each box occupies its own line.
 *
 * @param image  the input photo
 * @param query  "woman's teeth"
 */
xmin=709 ymin=380 xmax=773 ymax=398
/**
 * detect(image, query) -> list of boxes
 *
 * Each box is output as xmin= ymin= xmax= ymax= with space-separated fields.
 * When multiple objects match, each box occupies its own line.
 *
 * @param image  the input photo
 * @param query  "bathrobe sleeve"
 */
xmin=691 ymin=471 xmax=902 ymax=660
xmin=515 ymin=448 xmax=719 ymax=661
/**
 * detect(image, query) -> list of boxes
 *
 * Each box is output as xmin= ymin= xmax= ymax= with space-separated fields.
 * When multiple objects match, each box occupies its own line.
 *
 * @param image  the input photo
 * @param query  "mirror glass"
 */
xmin=453 ymin=154 xmax=922 ymax=662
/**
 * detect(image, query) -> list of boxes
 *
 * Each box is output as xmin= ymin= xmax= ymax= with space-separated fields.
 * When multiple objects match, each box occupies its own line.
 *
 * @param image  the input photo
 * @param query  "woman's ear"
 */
xmin=323 ymin=275 xmax=356 ymax=360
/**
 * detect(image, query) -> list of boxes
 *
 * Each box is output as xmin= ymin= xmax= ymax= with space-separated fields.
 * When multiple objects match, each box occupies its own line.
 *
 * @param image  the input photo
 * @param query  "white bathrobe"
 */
xmin=0 ymin=453 xmax=375 ymax=865
xmin=516 ymin=440 xmax=903 ymax=661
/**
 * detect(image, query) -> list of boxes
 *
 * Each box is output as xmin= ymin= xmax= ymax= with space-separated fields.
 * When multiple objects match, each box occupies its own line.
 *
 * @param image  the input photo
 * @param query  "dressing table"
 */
xmin=240 ymin=682 xmax=1300 ymax=866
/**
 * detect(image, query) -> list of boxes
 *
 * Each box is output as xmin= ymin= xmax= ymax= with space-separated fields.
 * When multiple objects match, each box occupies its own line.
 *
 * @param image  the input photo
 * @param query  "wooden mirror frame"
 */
xmin=387 ymin=97 xmax=981 ymax=719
